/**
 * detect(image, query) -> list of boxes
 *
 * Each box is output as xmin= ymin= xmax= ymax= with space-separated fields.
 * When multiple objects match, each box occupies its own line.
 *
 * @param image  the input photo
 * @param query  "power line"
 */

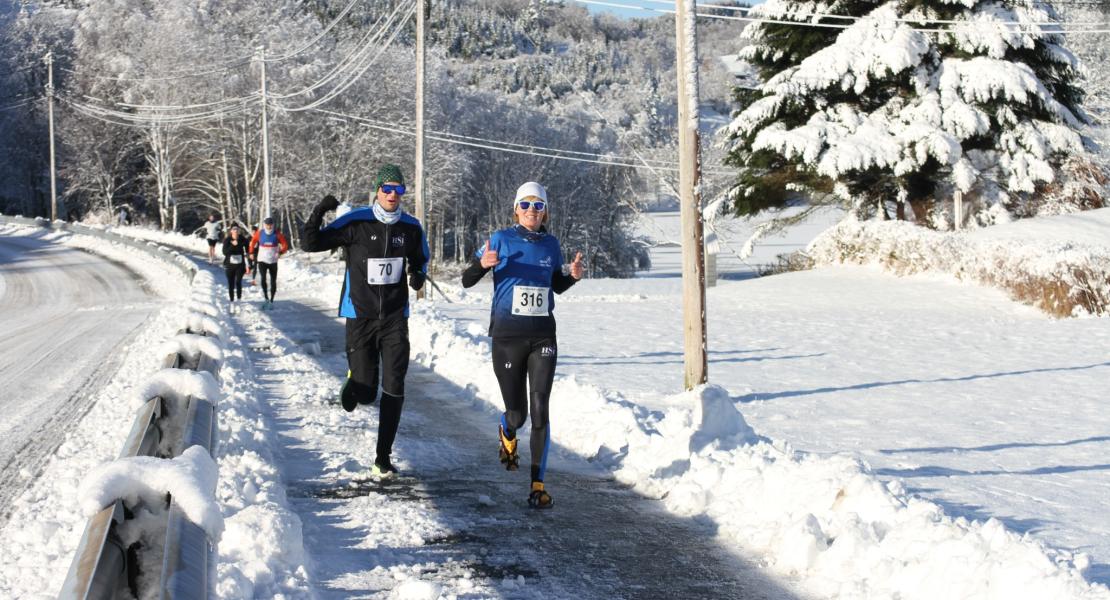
xmin=0 ymin=98 xmax=35 ymax=112
xmin=308 ymin=107 xmax=740 ymax=175
xmin=58 ymin=93 xmax=256 ymax=127
xmin=275 ymin=1 xmax=416 ymax=112
xmin=268 ymin=3 xmax=400 ymax=101
xmin=59 ymin=59 xmax=253 ymax=83
xmin=264 ymin=0 xmax=366 ymax=62
xmin=113 ymin=93 xmax=261 ymax=111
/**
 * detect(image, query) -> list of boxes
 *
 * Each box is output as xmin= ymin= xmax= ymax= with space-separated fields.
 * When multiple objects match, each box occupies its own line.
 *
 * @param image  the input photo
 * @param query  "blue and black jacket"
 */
xmin=303 ymin=204 xmax=429 ymax=320
xmin=461 ymin=225 xmax=577 ymax=338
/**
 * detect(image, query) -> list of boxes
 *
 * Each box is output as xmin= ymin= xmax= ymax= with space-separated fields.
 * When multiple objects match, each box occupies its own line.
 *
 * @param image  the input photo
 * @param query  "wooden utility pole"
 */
xmin=954 ymin=190 xmax=963 ymax=231
xmin=257 ymin=47 xmax=272 ymax=222
xmin=414 ymin=0 xmax=428 ymax=299
xmin=222 ymin=149 xmax=234 ymax=223
xmin=45 ymin=51 xmax=57 ymax=222
xmin=675 ymin=0 xmax=708 ymax=389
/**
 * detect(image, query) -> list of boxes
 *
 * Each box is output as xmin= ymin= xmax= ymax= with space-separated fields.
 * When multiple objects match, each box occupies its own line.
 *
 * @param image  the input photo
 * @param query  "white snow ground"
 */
xmin=2 ymin=212 xmax=1110 ymax=599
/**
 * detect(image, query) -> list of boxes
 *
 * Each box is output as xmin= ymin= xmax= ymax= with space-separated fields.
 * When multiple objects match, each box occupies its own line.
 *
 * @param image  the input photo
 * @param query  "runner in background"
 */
xmin=247 ymin=224 xmax=260 ymax=285
xmin=222 ymin=224 xmax=250 ymax=313
xmin=203 ymin=214 xmax=222 ymax=263
xmin=461 ymin=181 xmax=584 ymax=509
xmin=249 ymin=216 xmax=288 ymax=310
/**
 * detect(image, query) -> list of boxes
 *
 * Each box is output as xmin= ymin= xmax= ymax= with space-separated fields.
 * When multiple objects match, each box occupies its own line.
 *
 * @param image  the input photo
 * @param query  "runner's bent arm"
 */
xmin=301 ymin=195 xmax=350 ymax=252
xmin=408 ymin=222 xmax=429 ymax=291
xmin=552 ymin=241 xmax=577 ymax=293
xmin=461 ymin=236 xmax=496 ymax=288
xmin=461 ymin=259 xmax=490 ymax=288
xmin=551 ymin=269 xmax=577 ymax=294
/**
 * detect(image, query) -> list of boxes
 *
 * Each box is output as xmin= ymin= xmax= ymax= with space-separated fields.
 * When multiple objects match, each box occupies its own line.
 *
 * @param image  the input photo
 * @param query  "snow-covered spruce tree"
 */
xmin=725 ymin=0 xmax=1089 ymax=226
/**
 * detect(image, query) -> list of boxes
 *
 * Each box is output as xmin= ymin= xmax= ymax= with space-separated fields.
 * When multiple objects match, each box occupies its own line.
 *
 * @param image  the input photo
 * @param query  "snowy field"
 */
xmin=2 ymin=213 xmax=1109 ymax=599
xmin=635 ymin=207 xmax=845 ymax=278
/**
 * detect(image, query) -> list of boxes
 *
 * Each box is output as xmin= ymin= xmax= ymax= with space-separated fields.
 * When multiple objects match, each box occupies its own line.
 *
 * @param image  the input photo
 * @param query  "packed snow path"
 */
xmin=0 ymin=232 xmax=158 ymax=527
xmin=229 ymin=286 xmax=799 ymax=598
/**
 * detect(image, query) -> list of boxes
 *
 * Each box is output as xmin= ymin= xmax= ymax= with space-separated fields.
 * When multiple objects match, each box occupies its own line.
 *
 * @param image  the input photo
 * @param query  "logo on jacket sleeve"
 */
xmin=392 ymin=234 xmax=405 ymax=248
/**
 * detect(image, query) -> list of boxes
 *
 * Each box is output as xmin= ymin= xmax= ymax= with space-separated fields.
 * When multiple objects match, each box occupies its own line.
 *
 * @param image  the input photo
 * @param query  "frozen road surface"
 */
xmin=0 ymin=232 xmax=159 ymax=525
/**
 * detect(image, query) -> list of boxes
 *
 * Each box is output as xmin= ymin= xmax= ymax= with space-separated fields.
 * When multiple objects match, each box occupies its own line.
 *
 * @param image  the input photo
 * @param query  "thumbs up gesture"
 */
xmin=569 ymin=251 xmax=584 ymax=280
xmin=479 ymin=240 xmax=499 ymax=268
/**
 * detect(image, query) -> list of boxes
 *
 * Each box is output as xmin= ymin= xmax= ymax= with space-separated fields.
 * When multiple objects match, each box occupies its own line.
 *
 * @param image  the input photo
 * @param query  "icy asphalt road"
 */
xmin=228 ymin=284 xmax=801 ymax=599
xmin=0 ymin=232 xmax=158 ymax=526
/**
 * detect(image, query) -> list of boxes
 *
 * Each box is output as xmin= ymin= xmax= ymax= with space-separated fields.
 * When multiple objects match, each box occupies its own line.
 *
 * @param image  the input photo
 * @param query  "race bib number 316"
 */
xmin=512 ymin=285 xmax=550 ymax=316
xmin=367 ymin=257 xmax=404 ymax=285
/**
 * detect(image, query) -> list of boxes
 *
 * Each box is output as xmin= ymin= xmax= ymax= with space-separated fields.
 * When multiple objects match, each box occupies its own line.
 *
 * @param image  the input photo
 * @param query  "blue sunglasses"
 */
xmin=516 ymin=200 xmax=546 ymax=211
xmin=380 ymin=184 xmax=406 ymax=195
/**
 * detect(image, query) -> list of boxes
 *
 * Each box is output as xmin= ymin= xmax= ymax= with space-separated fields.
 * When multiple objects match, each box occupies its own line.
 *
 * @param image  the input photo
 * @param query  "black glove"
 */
xmin=409 ymin=271 xmax=426 ymax=291
xmin=317 ymin=194 xmax=339 ymax=213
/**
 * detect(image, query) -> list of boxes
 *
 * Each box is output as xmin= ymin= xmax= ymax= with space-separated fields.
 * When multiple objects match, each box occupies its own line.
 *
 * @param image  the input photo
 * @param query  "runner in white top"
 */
xmin=203 ymin=214 xmax=222 ymax=263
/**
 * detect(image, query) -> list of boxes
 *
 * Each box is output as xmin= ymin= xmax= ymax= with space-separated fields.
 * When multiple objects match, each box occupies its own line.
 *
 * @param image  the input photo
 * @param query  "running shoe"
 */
xmin=498 ymin=425 xmax=519 ymax=471
xmin=528 ymin=481 xmax=553 ymax=509
xmin=371 ymin=459 xmax=398 ymax=478
xmin=340 ymin=371 xmax=360 ymax=412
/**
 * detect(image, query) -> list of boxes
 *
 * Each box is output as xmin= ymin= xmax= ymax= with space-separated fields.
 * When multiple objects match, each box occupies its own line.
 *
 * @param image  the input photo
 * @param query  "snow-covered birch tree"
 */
xmin=726 ymin=0 xmax=1091 ymax=227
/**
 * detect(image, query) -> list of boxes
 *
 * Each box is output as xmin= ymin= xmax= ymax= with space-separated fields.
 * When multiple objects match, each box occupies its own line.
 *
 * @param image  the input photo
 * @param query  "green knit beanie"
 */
xmin=374 ymin=164 xmax=405 ymax=190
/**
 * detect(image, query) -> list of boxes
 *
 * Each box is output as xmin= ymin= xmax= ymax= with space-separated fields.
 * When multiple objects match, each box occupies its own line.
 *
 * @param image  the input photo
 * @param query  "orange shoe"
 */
xmin=528 ymin=481 xmax=553 ymax=509
xmin=498 ymin=425 xmax=519 ymax=471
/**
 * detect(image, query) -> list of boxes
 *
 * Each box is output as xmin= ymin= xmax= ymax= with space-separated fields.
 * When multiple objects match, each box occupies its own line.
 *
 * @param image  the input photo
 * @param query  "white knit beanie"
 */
xmin=514 ymin=182 xmax=548 ymax=205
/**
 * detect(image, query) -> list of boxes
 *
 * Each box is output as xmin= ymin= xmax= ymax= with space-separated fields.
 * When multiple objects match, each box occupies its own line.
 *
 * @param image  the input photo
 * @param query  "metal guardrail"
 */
xmin=59 ymin=371 xmax=221 ymax=599
xmin=161 ymin=395 xmax=218 ymax=599
xmin=16 ymin=219 xmax=226 ymax=600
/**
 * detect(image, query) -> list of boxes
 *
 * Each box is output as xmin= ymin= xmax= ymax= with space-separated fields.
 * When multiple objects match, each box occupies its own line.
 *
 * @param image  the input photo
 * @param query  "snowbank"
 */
xmin=407 ymin=302 xmax=1110 ymax=600
xmin=807 ymin=215 xmax=1110 ymax=317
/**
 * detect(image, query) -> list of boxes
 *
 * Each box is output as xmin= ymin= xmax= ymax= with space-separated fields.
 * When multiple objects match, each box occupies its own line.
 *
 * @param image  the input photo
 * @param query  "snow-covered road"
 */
xmin=0 ymin=232 xmax=160 ymax=526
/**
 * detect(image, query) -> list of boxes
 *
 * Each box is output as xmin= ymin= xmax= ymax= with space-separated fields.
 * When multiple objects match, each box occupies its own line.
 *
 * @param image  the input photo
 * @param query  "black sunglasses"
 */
xmin=516 ymin=200 xmax=546 ymax=211
xmin=380 ymin=184 xmax=406 ymax=195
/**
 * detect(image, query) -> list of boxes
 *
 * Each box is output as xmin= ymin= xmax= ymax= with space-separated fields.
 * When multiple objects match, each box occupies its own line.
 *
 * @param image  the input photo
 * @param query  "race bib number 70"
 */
xmin=367 ymin=257 xmax=404 ymax=285
xmin=512 ymin=285 xmax=550 ymax=316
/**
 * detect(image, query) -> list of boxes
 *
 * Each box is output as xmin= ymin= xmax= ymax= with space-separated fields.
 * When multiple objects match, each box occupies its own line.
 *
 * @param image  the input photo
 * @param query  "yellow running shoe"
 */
xmin=498 ymin=425 xmax=519 ymax=471
xmin=528 ymin=481 xmax=553 ymax=509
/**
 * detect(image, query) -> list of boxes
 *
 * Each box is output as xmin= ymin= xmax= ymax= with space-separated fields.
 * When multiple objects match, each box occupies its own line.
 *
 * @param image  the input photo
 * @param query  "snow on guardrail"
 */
xmin=22 ymin=225 xmax=231 ymax=600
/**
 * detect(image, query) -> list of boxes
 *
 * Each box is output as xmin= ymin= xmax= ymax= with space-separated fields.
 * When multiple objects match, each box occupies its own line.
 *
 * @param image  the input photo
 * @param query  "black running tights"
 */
xmin=258 ymin=262 xmax=278 ymax=301
xmin=225 ymin=265 xmax=245 ymax=300
xmin=492 ymin=337 xmax=557 ymax=482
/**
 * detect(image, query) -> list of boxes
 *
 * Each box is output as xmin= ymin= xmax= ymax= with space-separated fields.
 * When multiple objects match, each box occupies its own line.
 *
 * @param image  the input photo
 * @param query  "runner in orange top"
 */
xmin=248 ymin=216 xmax=289 ymax=310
